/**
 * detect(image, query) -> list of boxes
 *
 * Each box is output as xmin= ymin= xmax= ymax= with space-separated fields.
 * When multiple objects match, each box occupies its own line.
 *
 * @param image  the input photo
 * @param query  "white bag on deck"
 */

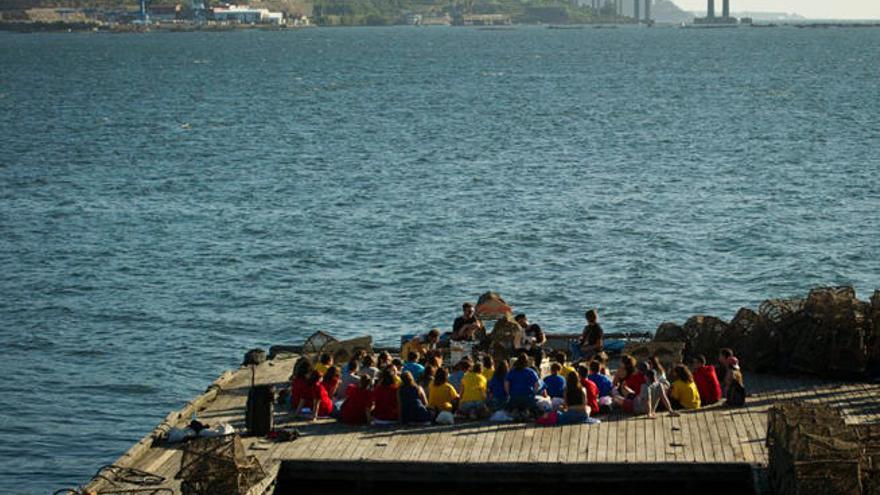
xmin=489 ymin=410 xmax=513 ymax=422
xmin=435 ymin=411 xmax=455 ymax=425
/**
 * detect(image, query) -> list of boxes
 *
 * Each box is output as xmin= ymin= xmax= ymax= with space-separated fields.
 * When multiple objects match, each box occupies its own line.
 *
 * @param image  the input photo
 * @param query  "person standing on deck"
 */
xmin=452 ymin=302 xmax=485 ymax=341
xmin=513 ymin=313 xmax=546 ymax=370
xmin=578 ymin=309 xmax=604 ymax=361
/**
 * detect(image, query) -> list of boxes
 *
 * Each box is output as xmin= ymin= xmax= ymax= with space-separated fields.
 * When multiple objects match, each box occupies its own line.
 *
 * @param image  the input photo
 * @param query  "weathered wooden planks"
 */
xmin=83 ymin=357 xmax=880 ymax=494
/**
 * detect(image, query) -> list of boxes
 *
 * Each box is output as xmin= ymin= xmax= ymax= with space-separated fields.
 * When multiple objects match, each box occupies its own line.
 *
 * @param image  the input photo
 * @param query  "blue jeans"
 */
xmin=557 ymin=409 xmax=588 ymax=425
xmin=507 ymin=395 xmax=540 ymax=415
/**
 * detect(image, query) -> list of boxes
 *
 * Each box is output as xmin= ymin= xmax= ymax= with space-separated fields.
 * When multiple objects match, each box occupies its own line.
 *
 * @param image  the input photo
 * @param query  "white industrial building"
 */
xmin=212 ymin=4 xmax=284 ymax=24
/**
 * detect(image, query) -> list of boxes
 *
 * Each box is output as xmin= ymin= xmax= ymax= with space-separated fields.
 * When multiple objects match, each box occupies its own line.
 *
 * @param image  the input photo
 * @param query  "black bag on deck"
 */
xmin=245 ymin=366 xmax=274 ymax=437
xmin=726 ymin=381 xmax=746 ymax=407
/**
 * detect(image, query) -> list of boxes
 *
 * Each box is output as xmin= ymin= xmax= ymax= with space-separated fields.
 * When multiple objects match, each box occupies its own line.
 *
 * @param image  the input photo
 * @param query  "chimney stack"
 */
xmin=707 ymin=0 xmax=715 ymax=18
xmin=722 ymin=0 xmax=730 ymax=18
xmin=644 ymin=0 xmax=650 ymax=21
xmin=633 ymin=0 xmax=640 ymax=21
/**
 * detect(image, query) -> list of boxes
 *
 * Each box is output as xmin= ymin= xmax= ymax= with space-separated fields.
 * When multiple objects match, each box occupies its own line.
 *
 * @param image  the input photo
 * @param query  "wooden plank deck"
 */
xmin=83 ymin=355 xmax=880 ymax=494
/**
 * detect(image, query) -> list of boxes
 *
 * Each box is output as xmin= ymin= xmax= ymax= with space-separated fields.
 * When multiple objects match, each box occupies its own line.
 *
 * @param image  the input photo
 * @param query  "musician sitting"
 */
xmin=451 ymin=302 xmax=485 ymax=341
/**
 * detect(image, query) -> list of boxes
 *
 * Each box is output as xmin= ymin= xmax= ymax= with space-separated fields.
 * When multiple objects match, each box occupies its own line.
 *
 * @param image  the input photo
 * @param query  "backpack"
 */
xmin=726 ymin=381 xmax=746 ymax=407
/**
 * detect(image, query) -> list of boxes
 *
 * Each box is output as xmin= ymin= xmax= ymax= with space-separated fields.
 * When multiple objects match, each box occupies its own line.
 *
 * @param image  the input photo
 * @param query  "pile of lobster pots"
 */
xmin=654 ymin=287 xmax=880 ymax=378
xmin=767 ymin=401 xmax=880 ymax=495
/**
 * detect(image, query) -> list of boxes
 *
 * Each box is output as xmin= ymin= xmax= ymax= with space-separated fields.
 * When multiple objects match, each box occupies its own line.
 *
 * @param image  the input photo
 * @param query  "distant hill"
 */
xmin=652 ymin=0 xmax=692 ymax=24
xmin=733 ymin=11 xmax=806 ymax=21
xmin=1 ymin=0 xmax=627 ymax=25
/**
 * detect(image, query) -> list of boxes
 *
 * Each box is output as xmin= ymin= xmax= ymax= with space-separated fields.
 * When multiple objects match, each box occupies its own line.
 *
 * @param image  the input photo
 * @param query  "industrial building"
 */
xmin=211 ymin=4 xmax=284 ymax=24
xmin=694 ymin=0 xmax=737 ymax=24
xmin=587 ymin=0 xmax=654 ymax=23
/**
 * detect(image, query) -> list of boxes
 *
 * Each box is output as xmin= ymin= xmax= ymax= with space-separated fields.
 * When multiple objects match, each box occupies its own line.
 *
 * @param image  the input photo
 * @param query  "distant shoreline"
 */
xmin=2 ymin=19 xmax=880 ymax=34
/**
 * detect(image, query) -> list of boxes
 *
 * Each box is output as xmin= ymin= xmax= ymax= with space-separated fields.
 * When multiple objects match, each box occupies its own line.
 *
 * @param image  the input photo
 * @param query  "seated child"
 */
xmin=321 ymin=365 xmax=341 ymax=400
xmin=505 ymin=354 xmax=542 ymax=417
xmin=338 ymin=358 xmax=361 ymax=400
xmin=294 ymin=370 xmax=333 ymax=421
xmin=486 ymin=359 xmax=509 ymax=411
xmin=339 ymin=375 xmax=373 ymax=425
xmin=717 ymin=348 xmax=738 ymax=393
xmin=360 ymin=355 xmax=379 ymax=381
xmin=428 ymin=368 xmax=460 ymax=413
xmin=691 ymin=355 xmax=722 ymax=406
xmin=669 ymin=364 xmax=701 ymax=410
xmin=543 ymin=362 xmax=567 ymax=410
xmin=586 ymin=361 xmax=614 ymax=398
xmin=554 ymin=351 xmax=577 ymax=378
xmin=449 ymin=358 xmax=471 ymax=395
xmin=616 ymin=369 xmax=678 ymax=418
xmin=481 ymin=355 xmax=495 ymax=382
xmin=402 ymin=351 xmax=425 ymax=382
xmin=555 ymin=371 xmax=590 ymax=425
xmin=724 ymin=358 xmax=746 ymax=407
xmin=398 ymin=371 xmax=433 ymax=424
xmin=315 ymin=353 xmax=333 ymax=376
xmin=459 ymin=362 xmax=489 ymax=419
xmin=371 ymin=367 xmax=400 ymax=423
xmin=577 ymin=364 xmax=599 ymax=415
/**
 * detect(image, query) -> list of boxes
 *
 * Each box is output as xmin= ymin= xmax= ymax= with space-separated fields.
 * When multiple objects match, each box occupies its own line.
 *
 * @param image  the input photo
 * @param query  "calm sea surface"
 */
xmin=1 ymin=25 xmax=878 ymax=493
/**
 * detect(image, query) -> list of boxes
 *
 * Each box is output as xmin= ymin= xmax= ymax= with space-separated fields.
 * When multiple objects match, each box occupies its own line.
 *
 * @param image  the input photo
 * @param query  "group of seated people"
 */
xmin=405 ymin=303 xmax=605 ymax=373
xmin=288 ymin=343 xmax=747 ymax=426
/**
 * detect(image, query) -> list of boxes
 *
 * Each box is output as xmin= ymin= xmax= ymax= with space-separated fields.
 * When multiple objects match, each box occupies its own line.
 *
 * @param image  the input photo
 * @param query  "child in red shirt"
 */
xmin=340 ymin=376 xmax=373 ymax=425
xmin=371 ymin=368 xmax=400 ymax=423
xmin=691 ymin=355 xmax=722 ymax=405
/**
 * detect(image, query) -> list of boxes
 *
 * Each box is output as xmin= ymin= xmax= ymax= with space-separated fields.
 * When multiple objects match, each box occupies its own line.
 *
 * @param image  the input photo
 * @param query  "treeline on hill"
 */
xmin=312 ymin=0 xmax=611 ymax=25
xmin=0 ymin=0 xmax=622 ymax=25
xmin=0 ymin=0 xmax=184 ymax=12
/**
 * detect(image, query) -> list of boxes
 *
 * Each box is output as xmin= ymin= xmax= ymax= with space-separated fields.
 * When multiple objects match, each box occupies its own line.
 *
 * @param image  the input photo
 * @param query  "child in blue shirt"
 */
xmin=449 ymin=359 xmax=470 ymax=394
xmin=543 ymin=362 xmax=566 ymax=398
xmin=487 ymin=359 xmax=509 ymax=411
xmin=402 ymin=351 xmax=425 ymax=382
xmin=588 ymin=360 xmax=614 ymax=397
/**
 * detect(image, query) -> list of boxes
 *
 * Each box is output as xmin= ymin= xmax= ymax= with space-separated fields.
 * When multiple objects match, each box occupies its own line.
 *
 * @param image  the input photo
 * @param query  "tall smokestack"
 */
xmin=644 ymin=0 xmax=650 ymax=21
xmin=707 ymin=0 xmax=715 ymax=18
xmin=633 ymin=0 xmax=639 ymax=20
xmin=722 ymin=0 xmax=729 ymax=18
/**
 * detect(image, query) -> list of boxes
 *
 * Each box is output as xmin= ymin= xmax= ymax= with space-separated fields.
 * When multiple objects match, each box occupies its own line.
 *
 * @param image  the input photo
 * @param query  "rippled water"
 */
xmin=0 ymin=26 xmax=878 ymax=493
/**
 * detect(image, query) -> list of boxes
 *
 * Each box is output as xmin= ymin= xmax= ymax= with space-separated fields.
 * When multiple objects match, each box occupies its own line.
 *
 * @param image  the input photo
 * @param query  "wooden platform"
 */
xmin=83 ymin=356 xmax=880 ymax=494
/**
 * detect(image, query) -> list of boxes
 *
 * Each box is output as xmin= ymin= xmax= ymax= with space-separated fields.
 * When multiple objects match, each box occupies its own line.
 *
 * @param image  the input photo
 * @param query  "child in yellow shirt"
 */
xmin=428 ymin=368 xmax=459 ymax=412
xmin=669 ymin=364 xmax=701 ymax=410
xmin=315 ymin=353 xmax=333 ymax=376
xmin=481 ymin=355 xmax=495 ymax=382
xmin=460 ymin=363 xmax=489 ymax=419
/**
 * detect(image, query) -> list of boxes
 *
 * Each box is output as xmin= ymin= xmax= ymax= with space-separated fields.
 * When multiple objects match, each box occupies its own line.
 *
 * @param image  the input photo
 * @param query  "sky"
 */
xmin=672 ymin=0 xmax=880 ymax=19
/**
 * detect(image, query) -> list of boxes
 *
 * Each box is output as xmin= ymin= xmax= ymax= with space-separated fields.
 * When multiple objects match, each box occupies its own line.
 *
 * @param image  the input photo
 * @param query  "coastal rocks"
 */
xmin=653 ymin=322 xmax=685 ymax=342
xmin=488 ymin=315 xmax=521 ymax=361
xmin=870 ymin=291 xmax=880 ymax=371
xmin=476 ymin=292 xmax=512 ymax=320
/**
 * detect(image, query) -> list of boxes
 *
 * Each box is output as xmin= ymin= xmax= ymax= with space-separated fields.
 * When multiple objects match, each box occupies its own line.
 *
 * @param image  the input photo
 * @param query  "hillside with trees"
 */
xmin=0 ymin=0 xmax=630 ymax=25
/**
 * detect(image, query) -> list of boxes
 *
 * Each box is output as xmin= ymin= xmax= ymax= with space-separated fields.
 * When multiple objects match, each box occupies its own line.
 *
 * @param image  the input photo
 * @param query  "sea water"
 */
xmin=0 ymin=26 xmax=878 ymax=493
